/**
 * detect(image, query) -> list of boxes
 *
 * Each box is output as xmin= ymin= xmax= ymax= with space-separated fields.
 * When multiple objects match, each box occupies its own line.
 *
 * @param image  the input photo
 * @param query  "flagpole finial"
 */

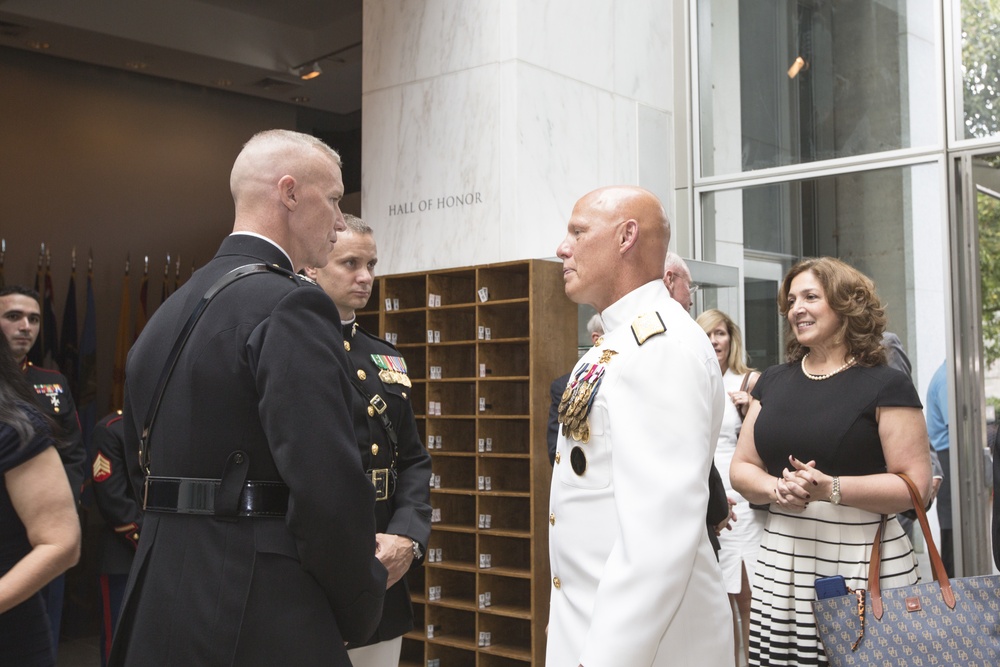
xmin=37 ymin=243 xmax=44 ymax=268
xmin=88 ymin=248 xmax=94 ymax=272
xmin=144 ymin=255 xmax=149 ymax=275
xmin=125 ymin=253 xmax=131 ymax=276
xmin=71 ymin=246 xmax=77 ymax=271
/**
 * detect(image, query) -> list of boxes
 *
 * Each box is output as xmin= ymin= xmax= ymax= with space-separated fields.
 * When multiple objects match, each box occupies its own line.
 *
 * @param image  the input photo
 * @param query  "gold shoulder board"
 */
xmin=631 ymin=312 xmax=666 ymax=345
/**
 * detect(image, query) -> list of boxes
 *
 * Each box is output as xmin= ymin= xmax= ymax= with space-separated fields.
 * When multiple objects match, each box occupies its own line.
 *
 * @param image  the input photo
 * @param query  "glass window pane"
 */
xmin=700 ymin=162 xmax=949 ymax=393
xmin=959 ymin=0 xmax=1000 ymax=140
xmin=697 ymin=0 xmax=940 ymax=176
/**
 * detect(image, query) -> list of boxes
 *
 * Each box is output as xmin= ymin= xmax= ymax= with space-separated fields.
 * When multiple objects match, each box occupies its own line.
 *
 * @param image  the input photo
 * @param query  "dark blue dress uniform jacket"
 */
xmin=109 ymin=235 xmax=386 ymax=667
xmin=342 ymin=323 xmax=432 ymax=648
xmin=23 ymin=362 xmax=85 ymax=501
xmin=91 ymin=411 xmax=142 ymax=574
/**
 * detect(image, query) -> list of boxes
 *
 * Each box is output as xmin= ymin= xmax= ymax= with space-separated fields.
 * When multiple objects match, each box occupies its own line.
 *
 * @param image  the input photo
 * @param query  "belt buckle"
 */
xmin=369 ymin=394 xmax=388 ymax=415
xmin=371 ymin=468 xmax=390 ymax=501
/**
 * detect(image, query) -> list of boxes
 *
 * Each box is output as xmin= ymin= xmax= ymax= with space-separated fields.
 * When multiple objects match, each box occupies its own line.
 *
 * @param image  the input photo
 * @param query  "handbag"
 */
xmin=813 ymin=473 xmax=1000 ymax=666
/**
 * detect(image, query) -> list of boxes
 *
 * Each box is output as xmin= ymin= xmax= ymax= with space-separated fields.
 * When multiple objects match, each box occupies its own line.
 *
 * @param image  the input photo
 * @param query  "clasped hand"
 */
xmin=774 ymin=455 xmax=829 ymax=512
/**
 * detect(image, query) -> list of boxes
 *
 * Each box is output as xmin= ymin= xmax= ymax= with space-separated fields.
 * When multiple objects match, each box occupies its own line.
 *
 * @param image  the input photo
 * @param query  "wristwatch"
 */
xmin=411 ymin=539 xmax=424 ymax=561
xmin=830 ymin=477 xmax=842 ymax=505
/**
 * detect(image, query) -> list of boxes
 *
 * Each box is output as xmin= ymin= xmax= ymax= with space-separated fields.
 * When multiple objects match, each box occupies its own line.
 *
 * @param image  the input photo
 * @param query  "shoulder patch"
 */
xmin=631 ymin=312 xmax=666 ymax=345
xmin=93 ymin=452 xmax=113 ymax=482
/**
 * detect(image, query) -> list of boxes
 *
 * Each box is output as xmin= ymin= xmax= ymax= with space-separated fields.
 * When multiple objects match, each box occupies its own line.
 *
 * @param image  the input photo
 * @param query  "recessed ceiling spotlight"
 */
xmin=25 ymin=39 xmax=50 ymax=50
xmin=124 ymin=60 xmax=149 ymax=70
xmin=296 ymin=62 xmax=322 ymax=80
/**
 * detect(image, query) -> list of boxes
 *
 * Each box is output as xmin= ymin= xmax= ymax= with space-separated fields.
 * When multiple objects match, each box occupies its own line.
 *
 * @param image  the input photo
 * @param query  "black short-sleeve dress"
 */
xmin=0 ymin=405 xmax=57 ymax=667
xmin=747 ymin=361 xmax=922 ymax=666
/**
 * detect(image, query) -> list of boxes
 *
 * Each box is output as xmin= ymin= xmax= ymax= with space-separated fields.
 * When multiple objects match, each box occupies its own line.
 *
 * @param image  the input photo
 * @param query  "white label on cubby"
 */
xmin=479 ymin=631 xmax=492 ymax=647
xmin=479 ymin=363 xmax=486 ymax=377
xmin=435 ymin=435 xmax=442 ymax=448
xmin=385 ymin=332 xmax=393 ymax=342
xmin=484 ymin=591 xmax=492 ymax=607
xmin=390 ymin=333 xmax=398 ymax=345
xmin=434 ymin=294 xmax=441 ymax=307
xmin=385 ymin=298 xmax=393 ymax=311
xmin=479 ymin=397 xmax=486 ymax=412
xmin=432 ymin=474 xmax=441 ymax=489
xmin=428 ymin=293 xmax=435 ymax=307
xmin=428 ymin=472 xmax=434 ymax=487
xmin=484 ymin=476 xmax=492 ymax=491
xmin=428 ymin=585 xmax=441 ymax=601
xmin=427 ymin=549 xmax=436 ymax=563
xmin=427 ymin=434 xmax=434 ymax=449
xmin=431 ymin=508 xmax=441 ymax=523
xmin=478 ymin=513 xmax=492 ymax=529
xmin=484 ymin=327 xmax=492 ymax=340
xmin=393 ymin=298 xmax=400 ymax=310
xmin=478 ymin=286 xmax=489 ymax=302
xmin=486 ymin=437 xmax=493 ymax=452
xmin=478 ymin=438 xmax=485 ymax=453
xmin=426 ymin=624 xmax=435 ymax=639
xmin=434 ymin=547 xmax=442 ymax=561
xmin=478 ymin=476 xmax=485 ymax=491
xmin=428 ymin=660 xmax=440 ymax=667
xmin=433 ymin=330 xmax=441 ymax=343
xmin=426 ymin=329 xmax=434 ymax=343
xmin=479 ymin=593 xmax=487 ymax=608
xmin=479 ymin=553 xmax=492 ymax=569
xmin=478 ymin=325 xmax=485 ymax=340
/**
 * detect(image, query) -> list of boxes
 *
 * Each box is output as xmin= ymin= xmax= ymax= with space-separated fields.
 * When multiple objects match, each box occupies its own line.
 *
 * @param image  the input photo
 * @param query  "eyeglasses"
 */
xmin=688 ymin=282 xmax=701 ymax=294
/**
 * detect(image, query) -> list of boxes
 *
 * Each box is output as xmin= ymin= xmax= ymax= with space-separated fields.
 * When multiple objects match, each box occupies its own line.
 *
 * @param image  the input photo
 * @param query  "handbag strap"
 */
xmin=739 ymin=371 xmax=752 ymax=393
xmin=867 ymin=472 xmax=955 ymax=619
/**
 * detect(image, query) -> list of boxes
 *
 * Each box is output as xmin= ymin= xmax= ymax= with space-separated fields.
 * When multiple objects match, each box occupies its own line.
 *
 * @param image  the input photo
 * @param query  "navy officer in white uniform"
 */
xmin=547 ymin=185 xmax=732 ymax=667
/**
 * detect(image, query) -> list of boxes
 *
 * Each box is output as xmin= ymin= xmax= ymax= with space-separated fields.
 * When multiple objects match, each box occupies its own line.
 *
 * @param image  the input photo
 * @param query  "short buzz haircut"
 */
xmin=343 ymin=214 xmax=372 ymax=235
xmin=0 ymin=285 xmax=41 ymax=306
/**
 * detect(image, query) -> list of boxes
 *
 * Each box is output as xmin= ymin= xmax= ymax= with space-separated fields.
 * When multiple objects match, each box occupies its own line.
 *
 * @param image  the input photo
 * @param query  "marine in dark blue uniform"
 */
xmin=90 ymin=410 xmax=142 ymax=666
xmin=306 ymin=214 xmax=431 ymax=667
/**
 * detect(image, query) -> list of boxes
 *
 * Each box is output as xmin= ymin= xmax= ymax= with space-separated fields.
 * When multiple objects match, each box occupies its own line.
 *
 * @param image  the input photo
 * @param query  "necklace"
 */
xmin=801 ymin=352 xmax=856 ymax=381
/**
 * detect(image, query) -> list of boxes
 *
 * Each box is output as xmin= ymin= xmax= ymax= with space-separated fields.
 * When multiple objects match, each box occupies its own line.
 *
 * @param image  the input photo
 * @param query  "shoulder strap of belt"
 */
xmin=348 ymin=374 xmax=399 ymax=468
xmin=139 ymin=263 xmax=288 ymax=476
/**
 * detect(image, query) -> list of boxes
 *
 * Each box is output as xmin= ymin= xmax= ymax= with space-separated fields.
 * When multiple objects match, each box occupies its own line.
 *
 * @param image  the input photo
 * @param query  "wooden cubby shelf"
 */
xmin=370 ymin=259 xmax=575 ymax=667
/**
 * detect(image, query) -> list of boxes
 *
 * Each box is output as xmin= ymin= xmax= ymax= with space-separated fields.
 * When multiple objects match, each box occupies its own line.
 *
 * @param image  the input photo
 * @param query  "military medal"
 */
xmin=372 ymin=354 xmax=411 ymax=388
xmin=557 ymin=353 xmax=615 ymax=443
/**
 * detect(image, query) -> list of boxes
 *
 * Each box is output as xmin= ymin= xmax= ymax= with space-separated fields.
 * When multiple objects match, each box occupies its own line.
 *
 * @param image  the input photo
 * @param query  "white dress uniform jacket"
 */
xmin=546 ymin=280 xmax=733 ymax=667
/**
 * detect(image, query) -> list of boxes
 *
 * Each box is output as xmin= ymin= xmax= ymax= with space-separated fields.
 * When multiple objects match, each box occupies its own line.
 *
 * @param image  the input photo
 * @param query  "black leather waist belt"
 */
xmin=368 ymin=467 xmax=396 ymax=502
xmin=144 ymin=476 xmax=289 ymax=517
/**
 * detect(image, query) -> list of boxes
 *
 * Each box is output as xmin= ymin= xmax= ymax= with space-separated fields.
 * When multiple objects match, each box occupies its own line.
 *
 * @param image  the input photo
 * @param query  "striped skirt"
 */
xmin=748 ymin=502 xmax=918 ymax=666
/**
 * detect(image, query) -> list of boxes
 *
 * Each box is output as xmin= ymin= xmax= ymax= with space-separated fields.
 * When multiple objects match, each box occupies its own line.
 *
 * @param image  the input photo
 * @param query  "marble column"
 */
xmin=362 ymin=0 xmax=678 ymax=274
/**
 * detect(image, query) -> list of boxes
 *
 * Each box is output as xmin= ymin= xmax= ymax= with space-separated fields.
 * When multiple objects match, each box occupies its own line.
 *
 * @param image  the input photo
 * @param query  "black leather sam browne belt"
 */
xmin=139 ymin=264 xmax=295 ymax=518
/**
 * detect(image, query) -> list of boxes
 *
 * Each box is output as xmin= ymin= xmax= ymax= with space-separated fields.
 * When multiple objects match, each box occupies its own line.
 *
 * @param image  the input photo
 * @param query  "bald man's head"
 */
xmin=556 ymin=186 xmax=671 ymax=312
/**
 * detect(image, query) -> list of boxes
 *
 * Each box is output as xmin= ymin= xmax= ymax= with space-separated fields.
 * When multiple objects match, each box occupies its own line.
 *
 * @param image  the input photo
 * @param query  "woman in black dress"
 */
xmin=730 ymin=257 xmax=932 ymax=666
xmin=0 ymin=334 xmax=80 ymax=666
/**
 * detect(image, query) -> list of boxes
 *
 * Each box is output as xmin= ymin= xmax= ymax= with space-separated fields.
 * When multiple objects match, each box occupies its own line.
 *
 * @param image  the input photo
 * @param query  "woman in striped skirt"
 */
xmin=729 ymin=257 xmax=933 ymax=666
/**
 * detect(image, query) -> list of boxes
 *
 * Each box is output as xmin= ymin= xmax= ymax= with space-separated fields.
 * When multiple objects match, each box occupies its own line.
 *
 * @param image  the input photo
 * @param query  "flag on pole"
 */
xmin=58 ymin=249 xmax=79 ymax=398
xmin=134 ymin=256 xmax=149 ymax=342
xmin=110 ymin=255 xmax=131 ymax=412
xmin=28 ymin=244 xmax=44 ymax=366
xmin=0 ymin=238 xmax=6 ymax=288
xmin=160 ymin=253 xmax=170 ymax=307
xmin=78 ymin=251 xmax=98 ymax=455
xmin=41 ymin=248 xmax=59 ymax=367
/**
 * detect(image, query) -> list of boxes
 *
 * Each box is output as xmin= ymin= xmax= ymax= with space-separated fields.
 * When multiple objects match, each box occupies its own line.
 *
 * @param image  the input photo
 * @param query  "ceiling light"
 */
xmin=25 ymin=39 xmax=50 ymax=50
xmin=298 ymin=61 xmax=322 ymax=80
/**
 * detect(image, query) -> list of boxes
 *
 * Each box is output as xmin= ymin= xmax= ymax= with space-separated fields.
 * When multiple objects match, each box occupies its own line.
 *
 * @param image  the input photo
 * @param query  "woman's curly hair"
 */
xmin=778 ymin=257 xmax=887 ymax=367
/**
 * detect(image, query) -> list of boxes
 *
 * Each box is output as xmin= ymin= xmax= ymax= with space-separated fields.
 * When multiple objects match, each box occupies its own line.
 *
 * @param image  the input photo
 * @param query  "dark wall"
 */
xmin=0 ymin=46 xmax=302 ymax=415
